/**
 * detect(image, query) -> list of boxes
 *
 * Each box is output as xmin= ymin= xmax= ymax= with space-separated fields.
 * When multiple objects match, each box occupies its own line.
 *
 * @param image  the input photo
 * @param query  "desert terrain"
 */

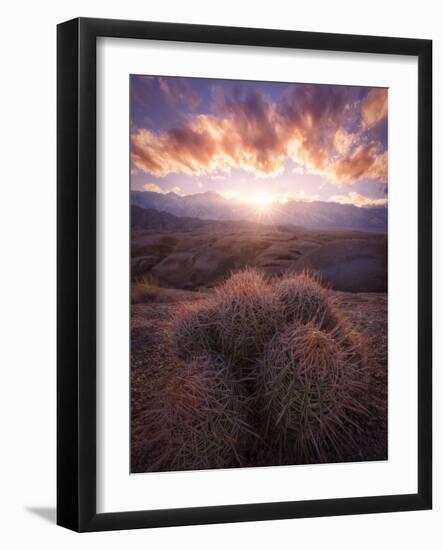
xmin=130 ymin=204 xmax=388 ymax=472
xmin=131 ymin=205 xmax=387 ymax=293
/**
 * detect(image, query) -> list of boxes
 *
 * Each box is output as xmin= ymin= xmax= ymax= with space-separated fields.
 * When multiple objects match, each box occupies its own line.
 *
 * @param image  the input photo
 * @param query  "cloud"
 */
xmin=158 ymin=77 xmax=201 ymax=109
xmin=220 ymin=190 xmax=242 ymax=200
xmin=170 ymin=186 xmax=184 ymax=196
xmin=329 ymin=191 xmax=388 ymax=208
xmin=219 ymin=189 xmax=319 ymax=204
xmin=361 ymin=88 xmax=388 ymax=128
xmin=142 ymin=182 xmax=183 ymax=195
xmin=333 ymin=127 xmax=356 ymax=156
xmin=326 ymin=142 xmax=387 ymax=185
xmin=278 ymin=190 xmax=320 ymax=204
xmin=143 ymin=183 xmax=166 ymax=193
xmin=131 ymin=84 xmax=388 ymax=186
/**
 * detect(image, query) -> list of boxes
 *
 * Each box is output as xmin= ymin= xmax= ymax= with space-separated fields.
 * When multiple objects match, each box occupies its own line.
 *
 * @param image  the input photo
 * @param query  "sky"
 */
xmin=130 ymin=75 xmax=388 ymax=208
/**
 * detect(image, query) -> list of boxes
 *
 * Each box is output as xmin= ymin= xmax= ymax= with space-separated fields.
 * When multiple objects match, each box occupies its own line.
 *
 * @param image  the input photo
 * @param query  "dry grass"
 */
xmin=131 ymin=274 xmax=160 ymax=303
xmin=133 ymin=268 xmax=379 ymax=472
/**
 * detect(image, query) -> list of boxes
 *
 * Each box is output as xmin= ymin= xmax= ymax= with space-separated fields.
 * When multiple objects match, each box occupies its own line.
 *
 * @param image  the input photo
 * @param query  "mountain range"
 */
xmin=132 ymin=205 xmax=264 ymax=233
xmin=131 ymin=190 xmax=387 ymax=233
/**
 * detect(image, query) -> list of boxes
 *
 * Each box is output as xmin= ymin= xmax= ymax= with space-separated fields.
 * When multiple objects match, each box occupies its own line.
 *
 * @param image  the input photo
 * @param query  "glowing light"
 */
xmin=220 ymin=188 xmax=318 ymax=209
xmin=247 ymin=192 xmax=275 ymax=210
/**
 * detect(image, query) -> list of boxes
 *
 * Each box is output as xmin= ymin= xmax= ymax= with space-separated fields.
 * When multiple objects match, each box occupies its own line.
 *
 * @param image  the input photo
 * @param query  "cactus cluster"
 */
xmin=135 ymin=269 xmax=370 ymax=471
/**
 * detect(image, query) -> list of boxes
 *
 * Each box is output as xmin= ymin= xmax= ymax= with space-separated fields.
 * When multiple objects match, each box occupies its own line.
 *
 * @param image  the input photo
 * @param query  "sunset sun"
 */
xmin=248 ymin=192 xmax=275 ymax=210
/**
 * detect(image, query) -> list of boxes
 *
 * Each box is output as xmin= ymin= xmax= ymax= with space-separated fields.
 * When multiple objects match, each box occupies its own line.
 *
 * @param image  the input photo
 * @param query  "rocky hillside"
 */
xmin=132 ymin=207 xmax=387 ymax=292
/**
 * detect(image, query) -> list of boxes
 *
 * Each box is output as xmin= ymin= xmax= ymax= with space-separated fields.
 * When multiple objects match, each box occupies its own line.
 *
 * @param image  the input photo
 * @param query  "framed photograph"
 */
xmin=57 ymin=17 xmax=432 ymax=531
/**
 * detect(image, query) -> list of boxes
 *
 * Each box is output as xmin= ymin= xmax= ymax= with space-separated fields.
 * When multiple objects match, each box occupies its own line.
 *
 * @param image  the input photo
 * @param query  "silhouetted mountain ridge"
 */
xmin=132 ymin=205 xmax=265 ymax=232
xmin=131 ymin=190 xmax=387 ymax=232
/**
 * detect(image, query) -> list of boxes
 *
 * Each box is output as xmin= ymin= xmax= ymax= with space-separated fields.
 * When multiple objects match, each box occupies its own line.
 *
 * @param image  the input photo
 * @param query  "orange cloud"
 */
xmin=326 ymin=142 xmax=387 ymax=185
xmin=333 ymin=127 xmax=356 ymax=155
xmin=329 ymin=191 xmax=387 ymax=208
xmin=131 ymin=106 xmax=287 ymax=178
xmin=143 ymin=182 xmax=166 ymax=193
xmin=142 ymin=182 xmax=183 ymax=195
xmin=361 ymin=88 xmax=388 ymax=128
xmin=131 ymin=86 xmax=387 ymax=186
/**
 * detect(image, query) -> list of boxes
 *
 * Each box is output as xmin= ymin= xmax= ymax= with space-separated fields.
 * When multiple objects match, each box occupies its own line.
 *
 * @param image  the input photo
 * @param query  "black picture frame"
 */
xmin=57 ymin=17 xmax=432 ymax=532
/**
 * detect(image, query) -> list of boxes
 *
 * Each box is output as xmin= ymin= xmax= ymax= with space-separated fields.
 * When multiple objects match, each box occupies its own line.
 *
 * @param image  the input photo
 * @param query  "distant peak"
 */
xmin=200 ymin=191 xmax=222 ymax=197
xmin=184 ymin=191 xmax=224 ymax=200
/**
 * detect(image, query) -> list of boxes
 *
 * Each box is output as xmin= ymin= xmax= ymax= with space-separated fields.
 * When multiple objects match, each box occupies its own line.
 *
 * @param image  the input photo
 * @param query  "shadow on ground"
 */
xmin=26 ymin=507 xmax=56 ymax=524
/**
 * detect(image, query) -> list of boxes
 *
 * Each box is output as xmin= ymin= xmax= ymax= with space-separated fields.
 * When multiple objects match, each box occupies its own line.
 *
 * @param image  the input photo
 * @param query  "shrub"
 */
xmin=274 ymin=271 xmax=337 ymax=330
xmin=260 ymin=321 xmax=370 ymax=463
xmin=132 ymin=355 xmax=255 ymax=471
xmin=131 ymin=274 xmax=160 ymax=304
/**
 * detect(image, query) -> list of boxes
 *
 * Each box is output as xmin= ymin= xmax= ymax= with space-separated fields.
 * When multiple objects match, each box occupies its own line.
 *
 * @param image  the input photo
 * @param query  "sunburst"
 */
xmin=247 ymin=192 xmax=275 ymax=211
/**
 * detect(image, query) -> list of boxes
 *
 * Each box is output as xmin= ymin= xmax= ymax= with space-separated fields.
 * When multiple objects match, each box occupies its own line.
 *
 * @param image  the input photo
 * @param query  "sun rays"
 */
xmin=247 ymin=192 xmax=276 ymax=210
